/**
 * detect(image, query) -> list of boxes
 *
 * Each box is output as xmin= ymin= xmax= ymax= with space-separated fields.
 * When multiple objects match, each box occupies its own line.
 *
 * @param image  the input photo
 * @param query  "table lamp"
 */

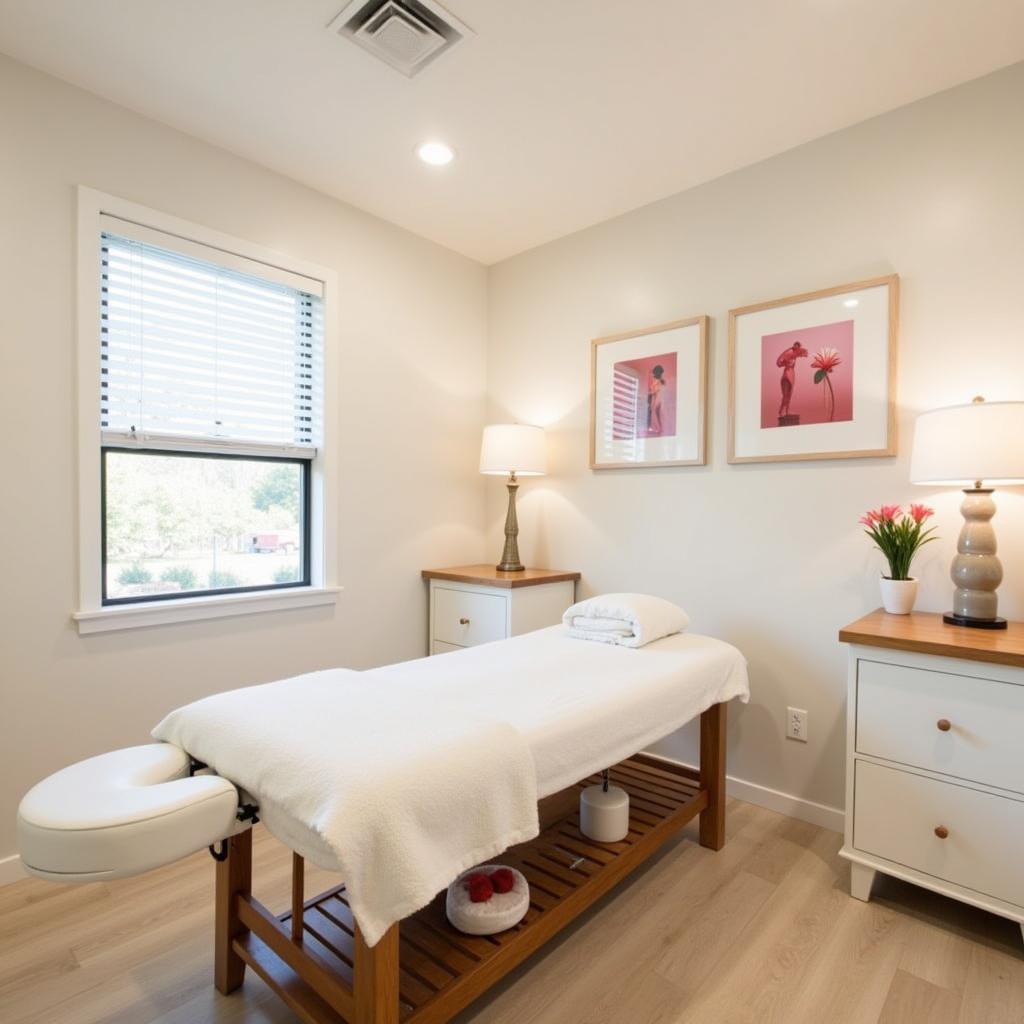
xmin=910 ymin=397 xmax=1024 ymax=629
xmin=480 ymin=424 xmax=546 ymax=572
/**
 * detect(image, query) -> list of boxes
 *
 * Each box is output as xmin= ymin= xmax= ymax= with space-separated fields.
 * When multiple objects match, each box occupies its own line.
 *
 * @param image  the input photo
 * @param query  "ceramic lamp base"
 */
xmin=943 ymin=612 xmax=1008 ymax=630
xmin=948 ymin=488 xmax=1004 ymax=625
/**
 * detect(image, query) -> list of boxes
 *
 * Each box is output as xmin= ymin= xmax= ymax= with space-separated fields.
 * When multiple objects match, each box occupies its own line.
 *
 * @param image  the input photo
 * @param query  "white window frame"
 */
xmin=73 ymin=187 xmax=340 ymax=634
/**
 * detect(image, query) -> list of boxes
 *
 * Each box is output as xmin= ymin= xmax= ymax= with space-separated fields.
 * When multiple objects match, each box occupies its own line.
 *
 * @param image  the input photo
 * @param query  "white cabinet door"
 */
xmin=854 ymin=759 xmax=1024 ymax=909
xmin=857 ymin=659 xmax=1024 ymax=794
xmin=431 ymin=640 xmax=464 ymax=655
xmin=432 ymin=587 xmax=507 ymax=647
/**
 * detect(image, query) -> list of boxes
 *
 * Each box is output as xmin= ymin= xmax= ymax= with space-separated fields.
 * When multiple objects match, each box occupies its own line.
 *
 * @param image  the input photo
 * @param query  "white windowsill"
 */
xmin=73 ymin=586 xmax=341 ymax=635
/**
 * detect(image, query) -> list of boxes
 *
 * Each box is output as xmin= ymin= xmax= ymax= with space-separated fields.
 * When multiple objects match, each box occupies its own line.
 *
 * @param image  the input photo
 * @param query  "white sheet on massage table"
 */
xmin=256 ymin=626 xmax=749 ymax=868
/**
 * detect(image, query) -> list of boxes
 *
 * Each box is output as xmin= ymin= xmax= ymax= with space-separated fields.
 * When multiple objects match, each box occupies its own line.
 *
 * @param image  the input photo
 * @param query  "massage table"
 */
xmin=18 ymin=625 xmax=748 ymax=1024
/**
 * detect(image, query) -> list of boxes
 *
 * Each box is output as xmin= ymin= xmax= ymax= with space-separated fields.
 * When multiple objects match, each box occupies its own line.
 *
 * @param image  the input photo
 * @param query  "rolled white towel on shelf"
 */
xmin=562 ymin=593 xmax=689 ymax=649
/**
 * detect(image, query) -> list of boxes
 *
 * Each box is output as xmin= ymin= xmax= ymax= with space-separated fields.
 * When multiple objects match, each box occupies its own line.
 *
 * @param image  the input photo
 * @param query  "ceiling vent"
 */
xmin=328 ymin=0 xmax=472 ymax=78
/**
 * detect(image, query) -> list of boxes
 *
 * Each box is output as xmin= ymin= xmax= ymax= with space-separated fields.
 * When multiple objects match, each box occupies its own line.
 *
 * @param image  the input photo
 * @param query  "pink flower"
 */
xmin=878 ymin=505 xmax=902 ymax=522
xmin=859 ymin=511 xmax=879 ymax=527
xmin=811 ymin=347 xmax=842 ymax=373
xmin=909 ymin=503 xmax=934 ymax=524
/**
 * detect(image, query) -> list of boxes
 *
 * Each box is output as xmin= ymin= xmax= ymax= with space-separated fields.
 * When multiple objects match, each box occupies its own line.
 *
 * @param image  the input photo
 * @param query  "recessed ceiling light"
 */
xmin=417 ymin=141 xmax=455 ymax=166
xmin=843 ymin=298 xmax=859 ymax=308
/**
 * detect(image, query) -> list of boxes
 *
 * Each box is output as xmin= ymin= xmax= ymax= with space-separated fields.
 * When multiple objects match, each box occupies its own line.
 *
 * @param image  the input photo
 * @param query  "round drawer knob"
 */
xmin=459 ymin=617 xmax=470 ymax=625
xmin=936 ymin=719 xmax=952 ymax=732
xmin=934 ymin=825 xmax=949 ymax=839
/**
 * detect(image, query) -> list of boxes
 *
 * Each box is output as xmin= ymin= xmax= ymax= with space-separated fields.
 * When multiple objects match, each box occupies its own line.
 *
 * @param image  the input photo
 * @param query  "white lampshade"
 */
xmin=479 ymin=424 xmax=546 ymax=476
xmin=910 ymin=400 xmax=1024 ymax=486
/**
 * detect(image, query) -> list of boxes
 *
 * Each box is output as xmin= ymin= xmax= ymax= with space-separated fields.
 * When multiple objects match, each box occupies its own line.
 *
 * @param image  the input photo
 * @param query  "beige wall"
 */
xmin=4 ymin=51 xmax=1024 ymax=871
xmin=0 ymin=56 xmax=488 ymax=865
xmin=486 ymin=62 xmax=1024 ymax=818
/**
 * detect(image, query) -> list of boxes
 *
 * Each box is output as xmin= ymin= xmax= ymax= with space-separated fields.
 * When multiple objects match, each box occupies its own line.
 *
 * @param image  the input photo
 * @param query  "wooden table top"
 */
xmin=421 ymin=564 xmax=581 ymax=589
xmin=839 ymin=608 xmax=1024 ymax=669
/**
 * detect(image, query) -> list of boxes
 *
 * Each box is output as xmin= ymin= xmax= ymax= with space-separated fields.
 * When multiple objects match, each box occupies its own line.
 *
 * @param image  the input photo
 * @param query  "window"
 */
xmin=75 ymin=189 xmax=337 ymax=631
xmin=102 ymin=449 xmax=310 ymax=602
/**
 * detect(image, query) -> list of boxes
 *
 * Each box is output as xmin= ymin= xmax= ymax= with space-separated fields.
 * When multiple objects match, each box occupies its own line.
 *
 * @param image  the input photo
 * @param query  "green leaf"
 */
xmin=813 ymin=369 xmax=826 ymax=384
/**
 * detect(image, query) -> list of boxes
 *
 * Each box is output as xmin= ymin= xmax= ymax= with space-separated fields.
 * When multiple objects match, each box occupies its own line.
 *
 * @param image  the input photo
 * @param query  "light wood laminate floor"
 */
xmin=2 ymin=799 xmax=1022 ymax=1023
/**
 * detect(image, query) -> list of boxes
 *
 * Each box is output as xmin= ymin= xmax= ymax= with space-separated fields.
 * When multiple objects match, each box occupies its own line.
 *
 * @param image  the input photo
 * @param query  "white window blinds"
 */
xmin=100 ymin=217 xmax=324 ymax=455
xmin=611 ymin=365 xmax=640 ymax=441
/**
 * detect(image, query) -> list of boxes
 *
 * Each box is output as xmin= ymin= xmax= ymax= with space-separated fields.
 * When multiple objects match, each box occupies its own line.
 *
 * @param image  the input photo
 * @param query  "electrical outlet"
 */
xmin=787 ymin=707 xmax=808 ymax=742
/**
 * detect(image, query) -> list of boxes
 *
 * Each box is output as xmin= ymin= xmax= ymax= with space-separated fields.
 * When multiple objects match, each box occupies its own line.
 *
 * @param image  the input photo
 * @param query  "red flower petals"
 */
xmin=490 ymin=868 xmax=515 ymax=894
xmin=811 ymin=347 xmax=842 ymax=373
xmin=908 ymin=503 xmax=935 ymax=524
xmin=859 ymin=501 xmax=939 ymax=580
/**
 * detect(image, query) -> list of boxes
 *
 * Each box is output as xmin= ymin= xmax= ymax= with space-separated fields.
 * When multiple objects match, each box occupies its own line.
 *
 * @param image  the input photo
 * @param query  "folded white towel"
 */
xmin=563 ymin=593 xmax=689 ymax=648
xmin=571 ymin=616 xmax=634 ymax=635
xmin=152 ymin=669 xmax=539 ymax=947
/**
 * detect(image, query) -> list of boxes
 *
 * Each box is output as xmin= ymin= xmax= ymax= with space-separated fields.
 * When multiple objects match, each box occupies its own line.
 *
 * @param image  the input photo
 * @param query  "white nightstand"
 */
xmin=839 ymin=609 xmax=1024 ymax=941
xmin=421 ymin=565 xmax=580 ymax=655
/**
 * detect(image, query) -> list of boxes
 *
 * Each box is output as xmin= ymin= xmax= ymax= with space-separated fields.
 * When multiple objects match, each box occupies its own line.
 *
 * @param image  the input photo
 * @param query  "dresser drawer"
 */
xmin=856 ymin=659 xmax=1024 ymax=793
xmin=854 ymin=760 xmax=1024 ymax=909
xmin=430 ymin=640 xmax=464 ymax=655
xmin=432 ymin=587 xmax=507 ymax=647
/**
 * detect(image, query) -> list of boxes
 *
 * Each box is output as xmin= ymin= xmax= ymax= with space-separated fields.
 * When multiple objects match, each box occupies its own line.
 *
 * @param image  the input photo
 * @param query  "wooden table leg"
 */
xmin=699 ymin=702 xmax=727 ymax=851
xmin=214 ymin=830 xmax=252 ymax=995
xmin=354 ymin=922 xmax=400 ymax=1024
xmin=291 ymin=852 xmax=304 ymax=943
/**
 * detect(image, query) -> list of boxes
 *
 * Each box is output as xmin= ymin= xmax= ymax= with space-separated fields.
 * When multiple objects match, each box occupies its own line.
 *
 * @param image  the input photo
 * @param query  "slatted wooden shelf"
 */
xmin=239 ymin=756 xmax=704 ymax=1024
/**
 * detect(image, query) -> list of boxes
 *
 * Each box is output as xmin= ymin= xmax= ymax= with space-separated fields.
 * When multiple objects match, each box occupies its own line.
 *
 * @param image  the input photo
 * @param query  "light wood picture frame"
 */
xmin=727 ymin=275 xmax=898 ymax=464
xmin=590 ymin=315 xmax=708 ymax=470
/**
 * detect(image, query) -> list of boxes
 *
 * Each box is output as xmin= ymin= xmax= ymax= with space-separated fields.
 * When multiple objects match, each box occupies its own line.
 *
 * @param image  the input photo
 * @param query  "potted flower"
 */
xmin=859 ymin=504 xmax=937 ymax=614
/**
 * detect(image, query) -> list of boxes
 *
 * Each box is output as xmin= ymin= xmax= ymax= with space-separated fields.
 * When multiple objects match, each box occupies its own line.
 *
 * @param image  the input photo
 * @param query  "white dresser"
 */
xmin=839 ymin=609 xmax=1024 ymax=940
xmin=422 ymin=565 xmax=579 ymax=656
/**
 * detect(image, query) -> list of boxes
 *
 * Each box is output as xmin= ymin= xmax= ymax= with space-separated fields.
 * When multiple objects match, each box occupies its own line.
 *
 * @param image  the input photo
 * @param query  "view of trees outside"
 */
xmin=104 ymin=451 xmax=304 ymax=600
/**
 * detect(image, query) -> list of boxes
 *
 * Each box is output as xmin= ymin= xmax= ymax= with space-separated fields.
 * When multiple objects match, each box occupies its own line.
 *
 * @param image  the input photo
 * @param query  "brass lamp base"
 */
xmin=496 ymin=473 xmax=525 ymax=572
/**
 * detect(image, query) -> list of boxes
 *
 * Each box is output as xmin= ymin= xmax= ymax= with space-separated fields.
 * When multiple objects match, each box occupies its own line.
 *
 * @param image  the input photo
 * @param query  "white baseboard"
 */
xmin=0 ymin=852 xmax=25 ymax=886
xmin=642 ymin=752 xmax=845 ymax=834
xmin=721 ymin=772 xmax=845 ymax=833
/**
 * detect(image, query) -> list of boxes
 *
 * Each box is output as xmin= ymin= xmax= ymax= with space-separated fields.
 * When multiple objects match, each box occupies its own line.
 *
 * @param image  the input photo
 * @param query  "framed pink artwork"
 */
xmin=590 ymin=315 xmax=708 ymax=469
xmin=728 ymin=275 xmax=899 ymax=464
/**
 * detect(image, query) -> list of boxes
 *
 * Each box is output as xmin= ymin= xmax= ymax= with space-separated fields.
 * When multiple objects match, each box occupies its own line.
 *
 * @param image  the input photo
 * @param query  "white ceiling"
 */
xmin=2 ymin=1 xmax=1023 ymax=264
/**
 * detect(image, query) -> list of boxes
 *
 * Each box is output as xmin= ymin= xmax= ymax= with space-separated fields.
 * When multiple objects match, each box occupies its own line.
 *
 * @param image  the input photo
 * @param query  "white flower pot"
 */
xmin=880 ymin=577 xmax=918 ymax=615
